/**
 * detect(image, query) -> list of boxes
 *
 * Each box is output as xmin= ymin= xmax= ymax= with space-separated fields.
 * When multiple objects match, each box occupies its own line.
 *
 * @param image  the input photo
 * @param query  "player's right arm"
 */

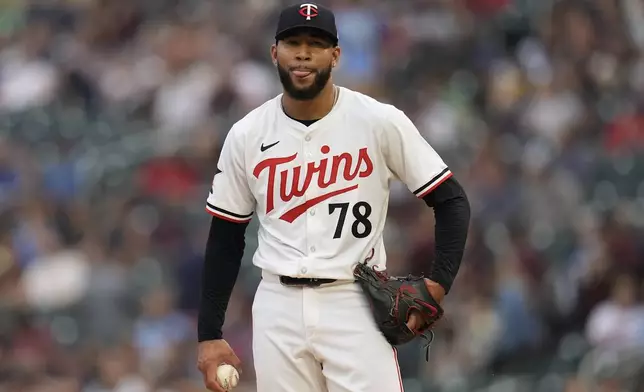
xmin=198 ymin=124 xmax=254 ymax=391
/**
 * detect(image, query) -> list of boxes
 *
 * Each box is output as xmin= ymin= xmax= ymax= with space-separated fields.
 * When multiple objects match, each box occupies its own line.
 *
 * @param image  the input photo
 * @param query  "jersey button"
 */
xmin=305 ymin=135 xmax=311 ymax=142
xmin=309 ymin=209 xmax=315 ymax=216
xmin=310 ymin=246 xmax=316 ymax=252
xmin=301 ymin=267 xmax=307 ymax=274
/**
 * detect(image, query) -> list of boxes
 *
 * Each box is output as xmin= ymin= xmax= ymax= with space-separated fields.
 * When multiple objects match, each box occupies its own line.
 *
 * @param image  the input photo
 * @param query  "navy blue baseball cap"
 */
xmin=275 ymin=3 xmax=338 ymax=45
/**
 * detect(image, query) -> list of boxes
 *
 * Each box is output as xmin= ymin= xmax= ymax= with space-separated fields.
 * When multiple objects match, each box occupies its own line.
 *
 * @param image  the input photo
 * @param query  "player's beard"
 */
xmin=277 ymin=62 xmax=332 ymax=101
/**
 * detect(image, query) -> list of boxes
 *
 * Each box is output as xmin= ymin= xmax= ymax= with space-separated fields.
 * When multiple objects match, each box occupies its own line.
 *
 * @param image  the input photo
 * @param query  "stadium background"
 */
xmin=1 ymin=0 xmax=644 ymax=391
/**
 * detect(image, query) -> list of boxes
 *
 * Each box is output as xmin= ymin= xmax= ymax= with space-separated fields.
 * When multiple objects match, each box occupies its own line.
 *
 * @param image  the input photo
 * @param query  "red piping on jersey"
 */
xmin=279 ymin=184 xmax=358 ymax=223
xmin=393 ymin=347 xmax=404 ymax=392
xmin=417 ymin=171 xmax=452 ymax=199
xmin=205 ymin=207 xmax=252 ymax=223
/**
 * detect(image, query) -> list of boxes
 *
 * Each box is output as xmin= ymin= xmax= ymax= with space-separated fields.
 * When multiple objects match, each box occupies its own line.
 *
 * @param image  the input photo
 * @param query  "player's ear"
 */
xmin=332 ymin=45 xmax=341 ymax=68
xmin=270 ymin=44 xmax=278 ymax=66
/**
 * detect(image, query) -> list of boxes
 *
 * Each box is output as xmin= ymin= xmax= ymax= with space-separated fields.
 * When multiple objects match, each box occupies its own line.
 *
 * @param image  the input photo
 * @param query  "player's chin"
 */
xmin=291 ymin=81 xmax=316 ymax=93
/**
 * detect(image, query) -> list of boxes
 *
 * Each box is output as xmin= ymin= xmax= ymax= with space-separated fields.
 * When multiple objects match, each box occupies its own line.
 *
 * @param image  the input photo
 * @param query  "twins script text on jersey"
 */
xmin=253 ymin=145 xmax=373 ymax=223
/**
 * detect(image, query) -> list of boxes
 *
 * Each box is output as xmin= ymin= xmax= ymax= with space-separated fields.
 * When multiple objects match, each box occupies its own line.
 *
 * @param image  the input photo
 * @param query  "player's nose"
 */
xmin=294 ymin=47 xmax=312 ymax=61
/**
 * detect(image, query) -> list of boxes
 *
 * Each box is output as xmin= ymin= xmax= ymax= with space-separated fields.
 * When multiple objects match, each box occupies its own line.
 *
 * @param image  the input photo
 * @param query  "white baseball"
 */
xmin=216 ymin=364 xmax=239 ymax=391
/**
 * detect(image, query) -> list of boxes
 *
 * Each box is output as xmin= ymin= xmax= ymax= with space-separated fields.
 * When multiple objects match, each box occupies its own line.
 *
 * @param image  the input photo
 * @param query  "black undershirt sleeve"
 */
xmin=198 ymin=216 xmax=249 ymax=342
xmin=421 ymin=177 xmax=471 ymax=294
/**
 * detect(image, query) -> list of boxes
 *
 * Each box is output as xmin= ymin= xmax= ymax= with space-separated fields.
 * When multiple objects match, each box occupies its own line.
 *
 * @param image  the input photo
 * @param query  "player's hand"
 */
xmin=406 ymin=279 xmax=445 ymax=332
xmin=197 ymin=339 xmax=242 ymax=392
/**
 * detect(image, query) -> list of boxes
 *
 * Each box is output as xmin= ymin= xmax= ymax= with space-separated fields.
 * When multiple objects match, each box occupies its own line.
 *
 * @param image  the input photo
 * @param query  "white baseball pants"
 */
xmin=251 ymin=271 xmax=404 ymax=392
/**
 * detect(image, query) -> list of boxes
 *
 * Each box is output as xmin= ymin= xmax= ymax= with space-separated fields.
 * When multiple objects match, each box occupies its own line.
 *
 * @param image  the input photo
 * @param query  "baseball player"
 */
xmin=196 ymin=3 xmax=470 ymax=392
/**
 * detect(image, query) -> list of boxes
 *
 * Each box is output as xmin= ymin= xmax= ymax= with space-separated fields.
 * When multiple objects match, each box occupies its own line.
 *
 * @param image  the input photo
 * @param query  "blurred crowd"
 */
xmin=1 ymin=0 xmax=644 ymax=391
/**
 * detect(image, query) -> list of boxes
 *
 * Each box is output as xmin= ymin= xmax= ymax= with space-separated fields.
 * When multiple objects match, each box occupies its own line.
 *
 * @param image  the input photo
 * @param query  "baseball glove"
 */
xmin=353 ymin=261 xmax=443 ymax=358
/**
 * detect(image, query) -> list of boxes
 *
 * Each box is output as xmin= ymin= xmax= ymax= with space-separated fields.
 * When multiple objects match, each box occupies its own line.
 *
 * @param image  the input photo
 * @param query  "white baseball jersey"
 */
xmin=205 ymin=86 xmax=452 ymax=280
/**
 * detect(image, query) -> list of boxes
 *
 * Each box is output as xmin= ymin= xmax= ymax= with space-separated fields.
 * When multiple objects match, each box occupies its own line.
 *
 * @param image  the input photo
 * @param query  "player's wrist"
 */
xmin=198 ymin=330 xmax=224 ymax=342
xmin=423 ymin=279 xmax=446 ymax=304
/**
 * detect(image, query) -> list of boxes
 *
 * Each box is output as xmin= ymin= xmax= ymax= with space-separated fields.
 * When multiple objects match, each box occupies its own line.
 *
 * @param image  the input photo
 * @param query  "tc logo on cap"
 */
xmin=299 ymin=3 xmax=318 ymax=20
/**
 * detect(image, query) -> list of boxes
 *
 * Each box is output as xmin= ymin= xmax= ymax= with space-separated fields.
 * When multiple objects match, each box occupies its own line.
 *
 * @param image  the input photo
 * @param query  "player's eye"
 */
xmin=284 ymin=38 xmax=300 ymax=46
xmin=310 ymin=40 xmax=327 ymax=48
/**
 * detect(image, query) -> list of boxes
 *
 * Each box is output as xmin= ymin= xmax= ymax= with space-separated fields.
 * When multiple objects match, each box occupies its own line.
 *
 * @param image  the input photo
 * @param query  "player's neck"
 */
xmin=282 ymin=83 xmax=337 ymax=121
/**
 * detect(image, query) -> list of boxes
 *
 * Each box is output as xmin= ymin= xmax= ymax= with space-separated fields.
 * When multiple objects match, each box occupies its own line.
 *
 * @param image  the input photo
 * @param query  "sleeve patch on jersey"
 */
xmin=413 ymin=168 xmax=452 ymax=198
xmin=205 ymin=203 xmax=253 ymax=222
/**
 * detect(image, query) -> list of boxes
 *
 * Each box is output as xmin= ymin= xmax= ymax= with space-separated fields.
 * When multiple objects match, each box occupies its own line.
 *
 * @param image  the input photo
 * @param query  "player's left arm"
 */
xmin=382 ymin=106 xmax=471 ymax=302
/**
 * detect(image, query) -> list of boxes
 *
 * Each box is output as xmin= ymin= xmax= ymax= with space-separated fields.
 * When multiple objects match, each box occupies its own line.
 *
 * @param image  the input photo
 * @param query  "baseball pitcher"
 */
xmin=196 ymin=3 xmax=471 ymax=392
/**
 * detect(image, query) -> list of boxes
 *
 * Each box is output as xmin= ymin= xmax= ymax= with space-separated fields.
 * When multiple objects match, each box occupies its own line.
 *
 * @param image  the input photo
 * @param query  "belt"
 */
xmin=279 ymin=276 xmax=337 ymax=287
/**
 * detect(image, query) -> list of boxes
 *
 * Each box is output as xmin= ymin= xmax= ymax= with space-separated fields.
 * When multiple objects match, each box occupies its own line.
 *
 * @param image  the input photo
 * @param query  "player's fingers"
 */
xmin=205 ymin=380 xmax=226 ymax=392
xmin=406 ymin=310 xmax=422 ymax=331
xmin=204 ymin=365 xmax=226 ymax=392
xmin=226 ymin=353 xmax=243 ymax=375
